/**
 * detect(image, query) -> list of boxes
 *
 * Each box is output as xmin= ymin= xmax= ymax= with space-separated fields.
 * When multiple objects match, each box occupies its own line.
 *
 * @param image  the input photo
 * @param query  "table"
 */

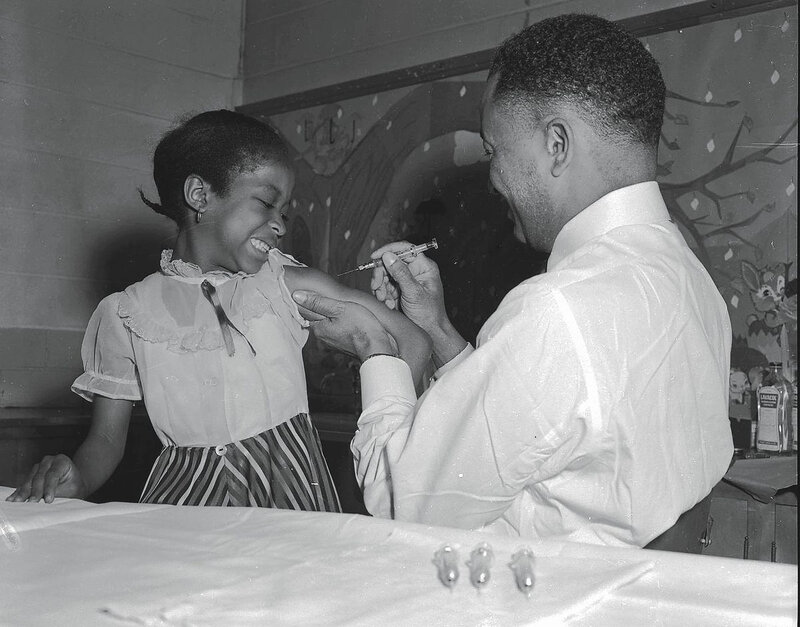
xmin=0 ymin=487 xmax=796 ymax=626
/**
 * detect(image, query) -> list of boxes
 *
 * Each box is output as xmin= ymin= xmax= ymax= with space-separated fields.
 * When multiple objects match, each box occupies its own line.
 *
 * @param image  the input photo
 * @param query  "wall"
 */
xmin=0 ymin=0 xmax=244 ymax=407
xmin=242 ymin=0 xmax=706 ymax=103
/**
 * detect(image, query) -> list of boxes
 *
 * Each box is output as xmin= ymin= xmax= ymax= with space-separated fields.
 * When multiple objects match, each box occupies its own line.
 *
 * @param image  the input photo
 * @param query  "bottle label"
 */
xmin=757 ymin=387 xmax=780 ymax=450
xmin=759 ymin=391 xmax=778 ymax=409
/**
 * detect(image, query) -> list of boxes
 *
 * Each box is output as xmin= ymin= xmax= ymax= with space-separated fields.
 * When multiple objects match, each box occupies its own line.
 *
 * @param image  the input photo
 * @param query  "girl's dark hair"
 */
xmin=489 ymin=14 xmax=666 ymax=149
xmin=139 ymin=109 xmax=289 ymax=224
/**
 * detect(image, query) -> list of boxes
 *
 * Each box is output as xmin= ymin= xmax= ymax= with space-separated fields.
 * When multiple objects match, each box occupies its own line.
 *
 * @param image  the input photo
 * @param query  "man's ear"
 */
xmin=183 ymin=175 xmax=208 ymax=214
xmin=545 ymin=119 xmax=571 ymax=177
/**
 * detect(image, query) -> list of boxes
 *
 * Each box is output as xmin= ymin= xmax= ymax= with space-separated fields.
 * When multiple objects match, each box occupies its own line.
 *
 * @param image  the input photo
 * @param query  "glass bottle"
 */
xmin=756 ymin=363 xmax=792 ymax=454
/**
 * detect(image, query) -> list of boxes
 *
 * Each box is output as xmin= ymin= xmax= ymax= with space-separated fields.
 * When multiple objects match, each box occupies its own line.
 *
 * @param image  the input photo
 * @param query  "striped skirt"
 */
xmin=139 ymin=413 xmax=341 ymax=512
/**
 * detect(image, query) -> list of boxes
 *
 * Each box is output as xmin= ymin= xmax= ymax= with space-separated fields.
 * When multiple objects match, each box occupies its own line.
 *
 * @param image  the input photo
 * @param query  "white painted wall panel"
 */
xmin=1 ymin=83 xmax=160 ymax=171
xmin=0 ymin=0 xmax=242 ymax=76
xmin=0 ymin=208 xmax=171 ymax=281
xmin=0 ymin=20 xmax=236 ymax=120
xmin=0 ymin=147 xmax=155 ymax=222
xmin=241 ymin=0 xmax=702 ymax=103
xmin=0 ymin=273 xmax=117 ymax=331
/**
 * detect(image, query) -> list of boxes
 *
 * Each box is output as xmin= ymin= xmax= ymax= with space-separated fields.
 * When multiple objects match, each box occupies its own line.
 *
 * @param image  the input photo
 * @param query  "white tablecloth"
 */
xmin=0 ymin=486 xmax=796 ymax=626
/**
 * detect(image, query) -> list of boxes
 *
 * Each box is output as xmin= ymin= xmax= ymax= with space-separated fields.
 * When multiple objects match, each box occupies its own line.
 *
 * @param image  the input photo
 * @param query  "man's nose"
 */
xmin=271 ymin=216 xmax=286 ymax=237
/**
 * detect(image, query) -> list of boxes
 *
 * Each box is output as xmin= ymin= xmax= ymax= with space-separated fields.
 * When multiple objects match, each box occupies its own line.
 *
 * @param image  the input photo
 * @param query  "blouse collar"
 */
xmin=159 ymin=249 xmax=248 ymax=280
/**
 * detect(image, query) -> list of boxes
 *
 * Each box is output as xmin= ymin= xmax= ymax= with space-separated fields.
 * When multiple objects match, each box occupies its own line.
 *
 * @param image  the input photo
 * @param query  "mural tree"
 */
xmin=658 ymin=91 xmax=797 ymax=281
xmin=277 ymin=81 xmax=482 ymax=274
xmin=656 ymin=89 xmax=797 ymax=364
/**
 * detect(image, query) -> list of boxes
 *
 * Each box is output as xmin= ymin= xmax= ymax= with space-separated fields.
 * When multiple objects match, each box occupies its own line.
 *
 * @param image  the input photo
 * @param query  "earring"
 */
xmin=196 ymin=211 xmax=203 ymax=223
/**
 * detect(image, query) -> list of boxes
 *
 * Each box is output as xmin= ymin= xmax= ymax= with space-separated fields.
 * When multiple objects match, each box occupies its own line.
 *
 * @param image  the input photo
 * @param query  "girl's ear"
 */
xmin=544 ymin=118 xmax=572 ymax=177
xmin=184 ymin=175 xmax=208 ymax=215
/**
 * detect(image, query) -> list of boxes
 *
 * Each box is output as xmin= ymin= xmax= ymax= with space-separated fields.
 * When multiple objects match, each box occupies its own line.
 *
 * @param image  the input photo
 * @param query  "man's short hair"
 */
xmin=489 ymin=13 xmax=666 ymax=149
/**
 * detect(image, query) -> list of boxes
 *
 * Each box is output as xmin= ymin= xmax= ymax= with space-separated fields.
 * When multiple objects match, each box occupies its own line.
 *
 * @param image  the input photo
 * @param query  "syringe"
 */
xmin=337 ymin=238 xmax=438 ymax=276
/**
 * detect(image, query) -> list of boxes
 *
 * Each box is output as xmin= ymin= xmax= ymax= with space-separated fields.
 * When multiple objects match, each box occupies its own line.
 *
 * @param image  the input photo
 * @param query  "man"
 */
xmin=292 ymin=13 xmax=733 ymax=546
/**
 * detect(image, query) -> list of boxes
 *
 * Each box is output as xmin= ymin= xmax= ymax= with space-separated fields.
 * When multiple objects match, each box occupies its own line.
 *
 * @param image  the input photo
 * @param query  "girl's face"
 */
xmin=202 ymin=161 xmax=295 ymax=275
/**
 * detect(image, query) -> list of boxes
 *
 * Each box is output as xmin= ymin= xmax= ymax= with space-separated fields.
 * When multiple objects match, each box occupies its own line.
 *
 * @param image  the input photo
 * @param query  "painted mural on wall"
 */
xmin=264 ymin=7 xmax=797 ymax=411
xmin=641 ymin=8 xmax=798 ymax=415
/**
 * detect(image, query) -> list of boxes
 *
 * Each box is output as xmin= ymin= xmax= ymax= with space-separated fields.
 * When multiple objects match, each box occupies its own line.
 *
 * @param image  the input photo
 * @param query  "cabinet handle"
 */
xmin=699 ymin=516 xmax=714 ymax=548
xmin=743 ymin=535 xmax=749 ymax=559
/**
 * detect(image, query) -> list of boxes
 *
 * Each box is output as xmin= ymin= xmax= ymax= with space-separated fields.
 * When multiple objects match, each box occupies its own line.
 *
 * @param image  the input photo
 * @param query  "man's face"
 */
xmin=480 ymin=77 xmax=558 ymax=252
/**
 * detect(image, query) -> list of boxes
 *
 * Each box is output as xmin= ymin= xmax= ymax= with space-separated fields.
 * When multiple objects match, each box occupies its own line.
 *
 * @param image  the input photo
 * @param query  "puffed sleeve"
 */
xmin=71 ymin=293 xmax=142 ymax=402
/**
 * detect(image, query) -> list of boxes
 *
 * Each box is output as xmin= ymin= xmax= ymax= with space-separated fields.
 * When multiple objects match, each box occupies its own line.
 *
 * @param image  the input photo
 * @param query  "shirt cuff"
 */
xmin=360 ymin=355 xmax=415 ymax=407
xmin=433 ymin=343 xmax=474 ymax=380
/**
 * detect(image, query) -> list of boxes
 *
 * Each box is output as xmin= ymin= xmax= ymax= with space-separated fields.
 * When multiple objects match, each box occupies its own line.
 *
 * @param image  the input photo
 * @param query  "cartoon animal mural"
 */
xmin=742 ymin=261 xmax=797 ymax=335
xmin=740 ymin=260 xmax=797 ymax=366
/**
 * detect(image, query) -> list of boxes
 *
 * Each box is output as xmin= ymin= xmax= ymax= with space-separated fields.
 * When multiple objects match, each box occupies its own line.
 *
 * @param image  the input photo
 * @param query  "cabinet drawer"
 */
xmin=702 ymin=497 xmax=748 ymax=559
xmin=701 ymin=495 xmax=798 ymax=564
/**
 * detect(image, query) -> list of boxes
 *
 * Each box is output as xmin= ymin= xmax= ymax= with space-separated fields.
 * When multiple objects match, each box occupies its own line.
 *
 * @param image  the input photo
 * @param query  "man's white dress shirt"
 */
xmin=352 ymin=182 xmax=733 ymax=547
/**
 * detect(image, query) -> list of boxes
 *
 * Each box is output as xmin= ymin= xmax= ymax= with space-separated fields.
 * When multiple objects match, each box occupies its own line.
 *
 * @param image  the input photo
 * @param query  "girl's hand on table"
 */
xmin=5 ymin=454 xmax=87 ymax=503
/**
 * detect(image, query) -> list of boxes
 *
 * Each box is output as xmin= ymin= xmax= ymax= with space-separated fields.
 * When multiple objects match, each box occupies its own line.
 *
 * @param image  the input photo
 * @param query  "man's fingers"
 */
xmin=372 ymin=279 xmax=395 ymax=303
xmin=369 ymin=269 xmax=385 ymax=293
xmin=370 ymin=241 xmax=413 ymax=260
xmin=371 ymin=270 xmax=400 ymax=308
xmin=295 ymin=304 xmax=327 ymax=322
xmin=292 ymin=290 xmax=343 ymax=318
xmin=382 ymin=252 xmax=420 ymax=293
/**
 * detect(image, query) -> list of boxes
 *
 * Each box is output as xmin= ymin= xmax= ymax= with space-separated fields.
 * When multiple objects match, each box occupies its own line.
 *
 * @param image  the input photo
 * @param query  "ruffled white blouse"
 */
xmin=72 ymin=249 xmax=310 ymax=447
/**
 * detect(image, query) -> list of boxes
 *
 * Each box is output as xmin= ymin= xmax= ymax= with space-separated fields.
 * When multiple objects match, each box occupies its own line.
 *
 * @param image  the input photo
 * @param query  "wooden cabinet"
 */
xmin=701 ymin=480 xmax=797 ymax=564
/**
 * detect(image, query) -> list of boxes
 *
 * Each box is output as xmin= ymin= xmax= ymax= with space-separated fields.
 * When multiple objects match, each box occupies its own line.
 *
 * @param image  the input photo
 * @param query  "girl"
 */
xmin=8 ymin=110 xmax=431 ymax=509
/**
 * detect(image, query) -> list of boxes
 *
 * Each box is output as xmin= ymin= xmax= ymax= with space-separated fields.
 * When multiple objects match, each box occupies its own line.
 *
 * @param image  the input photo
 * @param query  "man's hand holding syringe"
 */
xmin=367 ymin=240 xmax=468 ymax=368
xmin=338 ymin=239 xmax=439 ymax=277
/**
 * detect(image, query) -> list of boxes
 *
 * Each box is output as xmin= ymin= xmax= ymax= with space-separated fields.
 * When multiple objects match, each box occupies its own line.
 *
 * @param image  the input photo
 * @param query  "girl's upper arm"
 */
xmin=284 ymin=267 xmax=414 ymax=332
xmin=88 ymin=396 xmax=134 ymax=451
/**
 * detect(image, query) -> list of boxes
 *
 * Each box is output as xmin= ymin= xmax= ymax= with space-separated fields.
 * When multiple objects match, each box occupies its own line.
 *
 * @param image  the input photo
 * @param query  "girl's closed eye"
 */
xmin=256 ymin=197 xmax=289 ymax=221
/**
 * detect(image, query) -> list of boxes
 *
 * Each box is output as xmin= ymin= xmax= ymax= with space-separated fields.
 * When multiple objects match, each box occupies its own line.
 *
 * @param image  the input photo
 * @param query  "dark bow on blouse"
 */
xmin=200 ymin=279 xmax=257 ymax=357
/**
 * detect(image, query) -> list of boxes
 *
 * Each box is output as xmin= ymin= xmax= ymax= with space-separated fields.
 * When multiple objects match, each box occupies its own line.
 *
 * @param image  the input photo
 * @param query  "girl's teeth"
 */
xmin=250 ymin=238 xmax=270 ymax=253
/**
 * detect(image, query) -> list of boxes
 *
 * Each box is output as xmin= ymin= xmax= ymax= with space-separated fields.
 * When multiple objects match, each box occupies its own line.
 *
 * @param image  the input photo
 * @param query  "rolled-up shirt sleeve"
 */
xmin=71 ymin=294 xmax=142 ymax=402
